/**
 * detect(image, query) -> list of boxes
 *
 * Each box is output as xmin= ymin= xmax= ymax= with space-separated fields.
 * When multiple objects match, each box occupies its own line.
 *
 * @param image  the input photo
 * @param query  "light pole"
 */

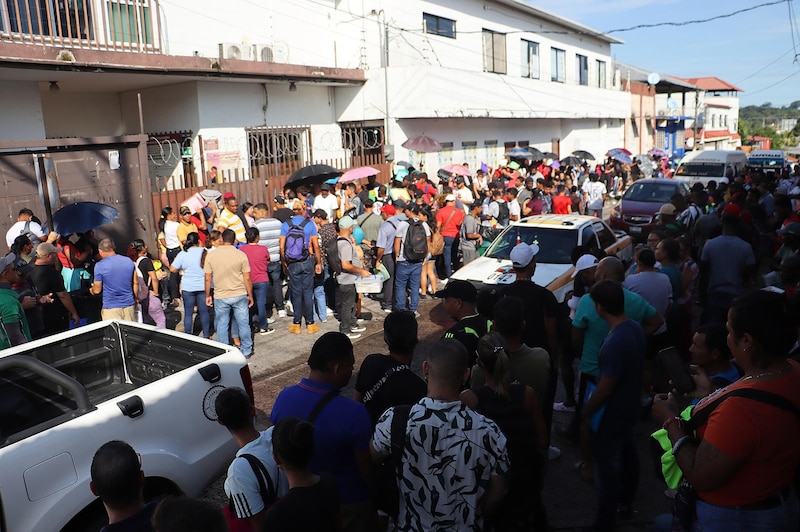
xmin=370 ymin=9 xmax=391 ymax=151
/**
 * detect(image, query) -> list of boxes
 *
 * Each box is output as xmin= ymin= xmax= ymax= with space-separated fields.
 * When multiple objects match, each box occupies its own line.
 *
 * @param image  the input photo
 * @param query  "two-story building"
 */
xmin=675 ymin=77 xmax=742 ymax=152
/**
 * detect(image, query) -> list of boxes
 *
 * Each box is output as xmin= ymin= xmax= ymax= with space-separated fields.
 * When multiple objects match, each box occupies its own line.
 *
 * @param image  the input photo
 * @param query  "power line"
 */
xmin=734 ymin=47 xmax=795 ymax=84
xmin=745 ymin=69 xmax=800 ymax=97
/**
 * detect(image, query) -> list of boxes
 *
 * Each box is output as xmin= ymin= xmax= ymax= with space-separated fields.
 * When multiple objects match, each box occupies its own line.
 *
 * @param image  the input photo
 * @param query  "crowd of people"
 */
xmin=5 ymin=157 xmax=800 ymax=531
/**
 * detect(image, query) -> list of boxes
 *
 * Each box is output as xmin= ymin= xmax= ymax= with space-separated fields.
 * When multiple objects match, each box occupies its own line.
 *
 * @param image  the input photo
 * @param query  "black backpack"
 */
xmin=496 ymin=201 xmax=510 ymax=226
xmin=372 ymin=404 xmax=411 ymax=519
xmin=227 ymin=454 xmax=277 ymax=519
xmin=284 ymin=219 xmax=310 ymax=262
xmin=403 ymin=219 xmax=428 ymax=262
xmin=324 ymin=237 xmax=348 ymax=277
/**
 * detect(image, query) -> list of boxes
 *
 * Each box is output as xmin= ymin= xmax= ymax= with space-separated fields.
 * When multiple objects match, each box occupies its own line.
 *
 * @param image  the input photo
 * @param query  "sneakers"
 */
xmin=346 ymin=332 xmax=362 ymax=340
xmin=259 ymin=327 xmax=275 ymax=336
xmin=548 ymin=446 xmax=561 ymax=460
xmin=553 ymin=401 xmax=576 ymax=412
xmin=413 ymin=311 xmax=421 ymax=318
xmin=288 ymin=323 xmax=302 ymax=334
xmin=267 ymin=317 xmax=276 ymax=325
xmin=307 ymin=323 xmax=320 ymax=335
xmin=351 ymin=326 xmax=367 ymax=333
xmin=382 ymin=307 xmax=392 ymax=313
xmin=326 ymin=307 xmax=335 ymax=316
xmin=284 ymin=302 xmax=294 ymax=315
xmin=277 ymin=310 xmax=287 ymax=318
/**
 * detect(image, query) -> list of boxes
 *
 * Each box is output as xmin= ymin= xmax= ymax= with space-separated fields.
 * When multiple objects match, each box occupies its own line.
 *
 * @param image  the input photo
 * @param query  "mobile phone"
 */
xmin=657 ymin=346 xmax=696 ymax=394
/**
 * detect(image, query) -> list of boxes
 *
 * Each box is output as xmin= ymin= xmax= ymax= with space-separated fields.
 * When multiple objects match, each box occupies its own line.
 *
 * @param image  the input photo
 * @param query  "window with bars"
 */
xmin=423 ymin=13 xmax=456 ymax=38
xmin=521 ymin=39 xmax=540 ymax=79
xmin=576 ymin=54 xmax=588 ymax=86
xmin=551 ymin=48 xmax=565 ymax=83
xmin=482 ymin=29 xmax=507 ymax=74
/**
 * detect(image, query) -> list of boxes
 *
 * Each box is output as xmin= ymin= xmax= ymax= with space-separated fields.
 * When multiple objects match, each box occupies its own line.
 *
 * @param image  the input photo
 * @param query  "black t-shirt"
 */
xmin=354 ymin=354 xmax=427 ymax=425
xmin=28 ymin=264 xmax=69 ymax=332
xmin=443 ymin=314 xmax=493 ymax=366
xmin=100 ymin=501 xmax=156 ymax=532
xmin=273 ymin=207 xmax=294 ymax=224
xmin=136 ymin=257 xmax=155 ymax=291
xmin=502 ymin=281 xmax=559 ymax=352
xmin=261 ymin=474 xmax=339 ymax=532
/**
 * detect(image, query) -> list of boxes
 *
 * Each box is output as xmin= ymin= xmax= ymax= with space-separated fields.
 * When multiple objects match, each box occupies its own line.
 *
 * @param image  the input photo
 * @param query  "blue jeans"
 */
xmin=267 ymin=261 xmax=284 ymax=313
xmin=590 ymin=423 xmax=639 ymax=532
xmin=182 ymin=290 xmax=210 ymax=338
xmin=693 ymin=492 xmax=799 ymax=531
xmin=252 ymin=281 xmax=269 ymax=330
xmin=395 ymin=260 xmax=422 ymax=311
xmin=443 ymin=236 xmax=458 ymax=277
xmin=287 ymin=257 xmax=315 ymax=325
xmin=214 ymin=295 xmax=253 ymax=356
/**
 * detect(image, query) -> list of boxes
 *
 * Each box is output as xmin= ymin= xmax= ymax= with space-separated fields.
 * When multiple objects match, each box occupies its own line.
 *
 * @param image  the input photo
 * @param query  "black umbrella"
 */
xmin=572 ymin=150 xmax=596 ymax=161
xmin=506 ymin=146 xmax=545 ymax=160
xmin=286 ymin=164 xmax=341 ymax=187
xmin=542 ymin=151 xmax=559 ymax=160
xmin=560 ymin=155 xmax=584 ymax=167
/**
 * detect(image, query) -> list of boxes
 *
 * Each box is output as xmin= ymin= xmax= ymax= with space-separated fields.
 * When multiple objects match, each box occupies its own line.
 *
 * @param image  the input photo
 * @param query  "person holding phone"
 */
xmin=653 ymin=290 xmax=800 ymax=531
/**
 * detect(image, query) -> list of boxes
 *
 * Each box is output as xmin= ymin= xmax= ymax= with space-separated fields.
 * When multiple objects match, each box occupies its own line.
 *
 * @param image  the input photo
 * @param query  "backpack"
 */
xmin=224 ymin=453 xmax=278 ymax=531
xmin=372 ymin=404 xmax=411 ymax=519
xmin=494 ymin=201 xmax=510 ymax=226
xmin=429 ymin=228 xmax=445 ymax=256
xmin=21 ymin=221 xmax=40 ymax=252
xmin=284 ymin=219 xmax=310 ymax=263
xmin=324 ymin=237 xmax=348 ymax=277
xmin=403 ymin=219 xmax=428 ymax=262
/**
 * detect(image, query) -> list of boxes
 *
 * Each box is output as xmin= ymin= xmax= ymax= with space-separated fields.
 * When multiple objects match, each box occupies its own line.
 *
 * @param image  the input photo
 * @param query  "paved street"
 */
xmin=206 ymin=274 xmax=673 ymax=531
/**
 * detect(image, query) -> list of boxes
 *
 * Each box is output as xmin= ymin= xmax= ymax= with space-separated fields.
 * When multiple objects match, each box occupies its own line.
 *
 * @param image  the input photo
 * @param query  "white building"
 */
xmin=0 ymin=0 xmax=628 ymax=189
xmin=664 ymin=77 xmax=742 ymax=151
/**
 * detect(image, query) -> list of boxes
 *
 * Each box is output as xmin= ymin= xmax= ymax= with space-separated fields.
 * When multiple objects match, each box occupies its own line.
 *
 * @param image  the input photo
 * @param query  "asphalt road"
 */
xmin=202 ymin=281 xmax=672 ymax=531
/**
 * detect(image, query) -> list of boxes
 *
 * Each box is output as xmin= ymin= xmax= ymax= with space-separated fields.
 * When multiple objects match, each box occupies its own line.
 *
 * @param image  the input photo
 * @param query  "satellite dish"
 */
xmin=667 ymin=97 xmax=679 ymax=109
xmin=647 ymin=72 xmax=661 ymax=85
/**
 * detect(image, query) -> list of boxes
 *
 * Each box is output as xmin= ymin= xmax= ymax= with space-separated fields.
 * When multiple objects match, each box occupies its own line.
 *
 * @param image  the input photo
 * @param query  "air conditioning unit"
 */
xmin=253 ymin=42 xmax=289 ymax=63
xmin=219 ymin=42 xmax=249 ymax=60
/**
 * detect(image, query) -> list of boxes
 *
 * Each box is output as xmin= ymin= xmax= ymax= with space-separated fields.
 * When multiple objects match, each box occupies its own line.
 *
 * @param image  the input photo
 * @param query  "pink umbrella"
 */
xmin=441 ymin=163 xmax=471 ymax=177
xmin=401 ymin=135 xmax=443 ymax=153
xmin=340 ymin=166 xmax=380 ymax=183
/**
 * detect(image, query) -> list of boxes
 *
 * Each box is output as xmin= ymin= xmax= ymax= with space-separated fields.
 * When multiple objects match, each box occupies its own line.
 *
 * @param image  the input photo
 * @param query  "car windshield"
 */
xmin=675 ymin=162 xmax=725 ymax=177
xmin=485 ymin=226 xmax=576 ymax=264
xmin=622 ymin=182 xmax=680 ymax=203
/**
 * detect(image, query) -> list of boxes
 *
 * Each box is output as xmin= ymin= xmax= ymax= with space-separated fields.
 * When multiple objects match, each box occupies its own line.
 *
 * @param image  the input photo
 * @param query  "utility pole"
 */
xmin=693 ymin=89 xmax=700 ymax=151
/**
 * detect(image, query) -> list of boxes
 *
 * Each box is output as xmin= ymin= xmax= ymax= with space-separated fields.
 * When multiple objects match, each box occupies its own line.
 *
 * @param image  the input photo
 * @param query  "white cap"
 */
xmin=571 ymin=254 xmax=598 ymax=278
xmin=510 ymin=243 xmax=539 ymax=269
xmin=445 ymin=194 xmax=456 ymax=202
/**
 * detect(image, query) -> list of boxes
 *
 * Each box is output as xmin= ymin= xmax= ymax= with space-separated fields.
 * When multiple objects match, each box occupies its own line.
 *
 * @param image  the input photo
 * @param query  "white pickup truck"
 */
xmin=0 ymin=320 xmax=251 ymax=532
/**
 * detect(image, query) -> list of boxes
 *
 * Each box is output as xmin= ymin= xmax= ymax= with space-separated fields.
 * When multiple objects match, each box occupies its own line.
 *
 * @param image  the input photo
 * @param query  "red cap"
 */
xmin=722 ymin=203 xmax=741 ymax=216
xmin=380 ymin=204 xmax=396 ymax=215
xmin=222 ymin=192 xmax=236 ymax=201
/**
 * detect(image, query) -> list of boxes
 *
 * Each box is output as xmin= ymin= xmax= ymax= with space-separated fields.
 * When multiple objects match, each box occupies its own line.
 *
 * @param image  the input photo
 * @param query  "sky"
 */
xmin=529 ymin=0 xmax=800 ymax=107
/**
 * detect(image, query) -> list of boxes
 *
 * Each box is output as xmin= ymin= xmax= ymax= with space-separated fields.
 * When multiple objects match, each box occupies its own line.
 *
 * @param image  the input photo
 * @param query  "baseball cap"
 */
xmin=179 ymin=206 xmax=192 ymax=215
xmin=320 ymin=183 xmax=332 ymax=191
xmin=274 ymin=196 xmax=286 ymax=205
xmin=434 ymin=280 xmax=477 ymax=303
xmin=0 ymin=253 xmax=17 ymax=272
xmin=778 ymin=222 xmax=800 ymax=235
xmin=338 ymin=216 xmax=356 ymax=229
xmin=658 ymin=203 xmax=677 ymax=216
xmin=722 ymin=203 xmax=741 ymax=216
xmin=571 ymin=254 xmax=598 ymax=278
xmin=36 ymin=242 xmax=62 ymax=258
xmin=393 ymin=199 xmax=407 ymax=210
xmin=444 ymin=194 xmax=456 ymax=202
xmin=222 ymin=192 xmax=236 ymax=201
xmin=510 ymin=243 xmax=540 ymax=269
xmin=380 ymin=204 xmax=396 ymax=215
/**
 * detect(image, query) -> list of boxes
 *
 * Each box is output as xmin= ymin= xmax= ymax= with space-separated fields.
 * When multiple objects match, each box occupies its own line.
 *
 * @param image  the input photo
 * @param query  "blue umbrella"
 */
xmin=52 ymin=202 xmax=119 ymax=235
xmin=607 ymin=149 xmax=633 ymax=165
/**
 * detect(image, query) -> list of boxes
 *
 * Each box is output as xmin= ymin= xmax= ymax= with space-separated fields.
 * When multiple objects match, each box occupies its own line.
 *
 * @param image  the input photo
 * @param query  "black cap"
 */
xmin=320 ymin=183 xmax=332 ymax=191
xmin=434 ymin=280 xmax=477 ymax=303
xmin=275 ymin=196 xmax=286 ymax=204
xmin=393 ymin=199 xmax=407 ymax=210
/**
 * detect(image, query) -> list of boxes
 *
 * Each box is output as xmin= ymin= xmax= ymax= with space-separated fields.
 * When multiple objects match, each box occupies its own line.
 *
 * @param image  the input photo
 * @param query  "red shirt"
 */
xmin=552 ymin=195 xmax=572 ymax=214
xmin=240 ymin=243 xmax=269 ymax=283
xmin=190 ymin=214 xmax=208 ymax=246
xmin=436 ymin=205 xmax=465 ymax=238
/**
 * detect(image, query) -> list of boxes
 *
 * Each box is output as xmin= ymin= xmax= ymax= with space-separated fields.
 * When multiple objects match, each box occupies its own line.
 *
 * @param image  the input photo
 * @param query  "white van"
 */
xmin=674 ymin=150 xmax=748 ymax=187
xmin=748 ymin=150 xmax=786 ymax=175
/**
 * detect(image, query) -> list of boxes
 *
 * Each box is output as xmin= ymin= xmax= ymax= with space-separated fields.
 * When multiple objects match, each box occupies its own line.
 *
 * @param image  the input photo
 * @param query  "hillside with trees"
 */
xmin=738 ymin=102 xmax=800 ymax=149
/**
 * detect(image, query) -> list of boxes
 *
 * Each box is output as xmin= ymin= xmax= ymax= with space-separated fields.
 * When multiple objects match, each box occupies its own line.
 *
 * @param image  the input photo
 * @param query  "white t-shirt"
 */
xmin=455 ymin=187 xmax=474 ymax=208
xmin=583 ymin=181 xmax=607 ymax=211
xmin=6 ymin=220 xmax=44 ymax=248
xmin=163 ymin=220 xmax=181 ymax=249
xmin=507 ymin=199 xmax=521 ymax=220
xmin=313 ymin=193 xmax=340 ymax=221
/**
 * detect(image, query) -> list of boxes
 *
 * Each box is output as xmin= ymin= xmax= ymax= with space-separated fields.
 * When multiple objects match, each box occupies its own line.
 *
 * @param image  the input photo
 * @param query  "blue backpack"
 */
xmin=285 ymin=219 xmax=310 ymax=262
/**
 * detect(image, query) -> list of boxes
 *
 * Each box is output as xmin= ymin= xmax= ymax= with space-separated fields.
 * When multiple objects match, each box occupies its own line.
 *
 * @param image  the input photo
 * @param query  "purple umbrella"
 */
xmin=607 ymin=149 xmax=633 ymax=165
xmin=401 ymin=135 xmax=443 ymax=153
xmin=340 ymin=166 xmax=380 ymax=183
xmin=441 ymin=163 xmax=471 ymax=177
xmin=550 ymin=160 xmax=561 ymax=169
xmin=648 ymin=148 xmax=668 ymax=158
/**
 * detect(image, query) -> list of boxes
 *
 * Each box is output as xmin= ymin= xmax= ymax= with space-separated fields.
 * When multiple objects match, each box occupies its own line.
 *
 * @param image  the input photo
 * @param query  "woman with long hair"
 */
xmin=169 ymin=232 xmax=211 ymax=338
xmin=419 ymin=206 xmax=438 ymax=298
xmin=159 ymin=207 xmax=181 ymax=306
xmin=126 ymin=239 xmax=166 ymax=328
xmin=10 ymin=235 xmax=33 ymax=262
xmin=460 ymin=331 xmax=549 ymax=530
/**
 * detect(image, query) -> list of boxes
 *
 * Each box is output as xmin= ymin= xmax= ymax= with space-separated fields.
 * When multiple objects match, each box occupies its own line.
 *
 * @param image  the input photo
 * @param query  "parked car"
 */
xmin=450 ymin=214 xmax=633 ymax=302
xmin=609 ymin=178 xmax=691 ymax=239
xmin=0 ymin=320 xmax=250 ymax=532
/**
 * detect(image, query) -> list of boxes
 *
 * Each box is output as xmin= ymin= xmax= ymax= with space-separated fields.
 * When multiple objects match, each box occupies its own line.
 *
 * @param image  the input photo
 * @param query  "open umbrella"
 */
xmin=634 ymin=154 xmax=655 ymax=175
xmin=52 ymin=202 xmax=119 ymax=235
xmin=549 ymin=160 xmax=561 ymax=169
xmin=607 ymin=149 xmax=633 ymax=165
xmin=572 ymin=150 xmax=596 ymax=161
xmin=542 ymin=151 xmax=559 ymax=160
xmin=505 ymin=146 xmax=544 ymax=160
xmin=286 ymin=164 xmax=341 ymax=187
xmin=648 ymin=148 xmax=668 ymax=158
xmin=395 ymin=161 xmax=413 ymax=169
xmin=560 ymin=155 xmax=584 ymax=167
xmin=401 ymin=135 xmax=443 ymax=153
xmin=607 ymin=147 xmax=632 ymax=156
xmin=340 ymin=166 xmax=380 ymax=183
xmin=441 ymin=163 xmax=471 ymax=177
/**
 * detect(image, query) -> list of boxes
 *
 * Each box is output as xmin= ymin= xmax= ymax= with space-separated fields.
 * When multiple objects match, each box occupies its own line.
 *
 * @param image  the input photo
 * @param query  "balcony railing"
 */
xmin=0 ymin=0 xmax=161 ymax=53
